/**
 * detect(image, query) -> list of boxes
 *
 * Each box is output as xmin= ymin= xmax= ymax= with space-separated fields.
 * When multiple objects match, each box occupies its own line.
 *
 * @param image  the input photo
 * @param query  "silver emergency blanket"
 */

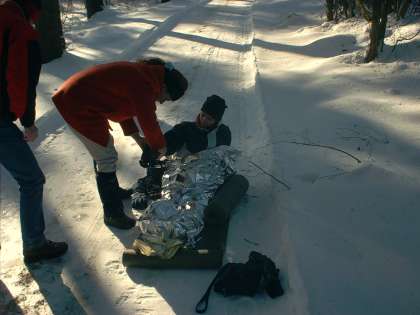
xmin=134 ymin=146 xmax=238 ymax=259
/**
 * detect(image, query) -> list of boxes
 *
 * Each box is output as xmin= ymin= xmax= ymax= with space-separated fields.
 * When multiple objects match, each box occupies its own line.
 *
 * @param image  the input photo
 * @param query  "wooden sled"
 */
xmin=122 ymin=174 xmax=249 ymax=269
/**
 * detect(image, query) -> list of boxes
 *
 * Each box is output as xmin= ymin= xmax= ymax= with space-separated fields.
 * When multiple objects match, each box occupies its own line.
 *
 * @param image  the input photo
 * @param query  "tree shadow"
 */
xmin=253 ymin=35 xmax=359 ymax=58
xmin=379 ymin=39 xmax=420 ymax=63
xmin=255 ymin=70 xmax=420 ymax=315
xmin=0 ymin=280 xmax=24 ymax=315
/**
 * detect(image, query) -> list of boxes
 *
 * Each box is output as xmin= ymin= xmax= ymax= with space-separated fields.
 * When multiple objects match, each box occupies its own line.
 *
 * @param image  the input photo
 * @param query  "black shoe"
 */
xmin=23 ymin=240 xmax=68 ymax=264
xmin=104 ymin=213 xmax=136 ymax=229
xmin=118 ymin=187 xmax=133 ymax=200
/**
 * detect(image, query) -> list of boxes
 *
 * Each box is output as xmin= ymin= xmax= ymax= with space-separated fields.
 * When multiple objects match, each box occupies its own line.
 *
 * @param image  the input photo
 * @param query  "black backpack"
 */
xmin=195 ymin=251 xmax=284 ymax=313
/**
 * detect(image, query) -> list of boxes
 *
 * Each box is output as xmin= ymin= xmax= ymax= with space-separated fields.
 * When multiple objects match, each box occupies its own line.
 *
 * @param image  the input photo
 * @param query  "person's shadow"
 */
xmin=25 ymin=260 xmax=87 ymax=315
xmin=0 ymin=280 xmax=24 ymax=314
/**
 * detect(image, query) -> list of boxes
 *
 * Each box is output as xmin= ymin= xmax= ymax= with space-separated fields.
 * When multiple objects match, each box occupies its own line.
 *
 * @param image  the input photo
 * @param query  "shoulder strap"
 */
xmin=195 ymin=263 xmax=231 ymax=313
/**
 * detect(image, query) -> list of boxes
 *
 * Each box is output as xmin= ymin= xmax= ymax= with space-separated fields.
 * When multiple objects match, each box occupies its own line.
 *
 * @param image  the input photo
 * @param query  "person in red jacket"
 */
xmin=0 ymin=0 xmax=68 ymax=263
xmin=52 ymin=58 xmax=188 ymax=229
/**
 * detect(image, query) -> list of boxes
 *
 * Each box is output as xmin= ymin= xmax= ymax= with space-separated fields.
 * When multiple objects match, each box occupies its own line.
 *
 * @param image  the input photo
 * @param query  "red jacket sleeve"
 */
xmin=120 ymin=118 xmax=139 ymax=135
xmin=7 ymin=23 xmax=28 ymax=120
xmin=135 ymin=96 xmax=166 ymax=151
xmin=7 ymin=22 xmax=40 ymax=126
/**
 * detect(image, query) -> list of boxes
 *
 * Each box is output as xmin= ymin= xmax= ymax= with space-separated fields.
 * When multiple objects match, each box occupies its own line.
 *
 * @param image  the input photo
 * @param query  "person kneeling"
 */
xmin=132 ymin=94 xmax=231 ymax=209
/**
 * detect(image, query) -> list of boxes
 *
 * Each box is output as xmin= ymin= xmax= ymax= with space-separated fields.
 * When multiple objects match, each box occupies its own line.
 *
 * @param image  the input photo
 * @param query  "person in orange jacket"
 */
xmin=0 ymin=0 xmax=68 ymax=263
xmin=52 ymin=58 xmax=188 ymax=229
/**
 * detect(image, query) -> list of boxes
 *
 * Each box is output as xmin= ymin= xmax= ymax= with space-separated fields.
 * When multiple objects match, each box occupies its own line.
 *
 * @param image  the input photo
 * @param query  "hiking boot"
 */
xmin=132 ymin=166 xmax=164 ymax=194
xmin=23 ymin=240 xmax=68 ymax=264
xmin=104 ymin=213 xmax=136 ymax=229
xmin=96 ymin=171 xmax=136 ymax=229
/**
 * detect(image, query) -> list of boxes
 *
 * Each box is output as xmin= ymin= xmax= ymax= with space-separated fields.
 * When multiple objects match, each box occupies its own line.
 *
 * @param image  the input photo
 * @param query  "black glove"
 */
xmin=140 ymin=144 xmax=159 ymax=168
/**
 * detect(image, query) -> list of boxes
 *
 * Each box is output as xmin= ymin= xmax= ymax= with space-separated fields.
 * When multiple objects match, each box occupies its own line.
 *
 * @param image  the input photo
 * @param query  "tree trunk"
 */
xmin=35 ymin=0 xmax=65 ymax=63
xmin=356 ymin=0 xmax=373 ymax=21
xmin=85 ymin=0 xmax=104 ymax=19
xmin=397 ymin=0 xmax=412 ymax=19
xmin=378 ymin=0 xmax=391 ymax=52
xmin=365 ymin=0 xmax=381 ymax=62
xmin=346 ymin=0 xmax=356 ymax=17
xmin=365 ymin=0 xmax=390 ymax=62
xmin=326 ymin=0 xmax=335 ymax=21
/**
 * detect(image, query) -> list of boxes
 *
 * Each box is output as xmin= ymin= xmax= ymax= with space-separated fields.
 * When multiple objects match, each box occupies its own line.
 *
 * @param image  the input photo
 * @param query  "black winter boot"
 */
xmin=23 ymin=240 xmax=68 ymax=264
xmin=147 ymin=165 xmax=164 ymax=188
xmin=96 ymin=172 xmax=136 ymax=229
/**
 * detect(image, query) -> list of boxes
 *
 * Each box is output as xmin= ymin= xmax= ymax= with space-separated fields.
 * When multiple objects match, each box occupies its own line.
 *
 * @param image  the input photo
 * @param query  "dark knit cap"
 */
xmin=201 ymin=95 xmax=227 ymax=121
xmin=164 ymin=68 xmax=188 ymax=101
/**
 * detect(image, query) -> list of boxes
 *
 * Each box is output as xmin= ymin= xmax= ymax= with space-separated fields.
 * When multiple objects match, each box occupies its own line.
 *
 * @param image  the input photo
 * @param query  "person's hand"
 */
xmin=140 ymin=144 xmax=159 ymax=168
xmin=23 ymin=125 xmax=38 ymax=142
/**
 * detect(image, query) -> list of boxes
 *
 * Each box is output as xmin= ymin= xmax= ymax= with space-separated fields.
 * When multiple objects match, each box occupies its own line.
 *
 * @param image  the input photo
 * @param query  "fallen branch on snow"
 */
xmin=255 ymin=140 xmax=362 ymax=164
xmin=281 ymin=141 xmax=362 ymax=163
xmin=248 ymin=161 xmax=291 ymax=190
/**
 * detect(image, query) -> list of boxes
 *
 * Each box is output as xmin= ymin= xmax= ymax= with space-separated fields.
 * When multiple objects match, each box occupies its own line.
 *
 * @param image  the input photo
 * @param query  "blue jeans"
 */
xmin=0 ymin=121 xmax=46 ymax=250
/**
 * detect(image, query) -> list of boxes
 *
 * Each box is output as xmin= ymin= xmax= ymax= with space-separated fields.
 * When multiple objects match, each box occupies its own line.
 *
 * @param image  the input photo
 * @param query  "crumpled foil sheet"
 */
xmin=135 ymin=146 xmax=238 ymax=259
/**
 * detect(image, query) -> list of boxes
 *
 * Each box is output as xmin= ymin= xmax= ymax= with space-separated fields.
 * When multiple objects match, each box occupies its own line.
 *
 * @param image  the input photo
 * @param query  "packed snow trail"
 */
xmin=1 ymin=0 xmax=292 ymax=314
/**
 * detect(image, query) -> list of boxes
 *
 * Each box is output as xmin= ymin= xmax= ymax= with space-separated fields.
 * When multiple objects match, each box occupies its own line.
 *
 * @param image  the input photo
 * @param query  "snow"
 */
xmin=1 ymin=0 xmax=420 ymax=314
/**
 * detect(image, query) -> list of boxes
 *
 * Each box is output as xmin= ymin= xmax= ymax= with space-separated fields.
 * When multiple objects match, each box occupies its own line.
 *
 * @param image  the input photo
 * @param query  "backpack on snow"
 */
xmin=195 ymin=251 xmax=284 ymax=313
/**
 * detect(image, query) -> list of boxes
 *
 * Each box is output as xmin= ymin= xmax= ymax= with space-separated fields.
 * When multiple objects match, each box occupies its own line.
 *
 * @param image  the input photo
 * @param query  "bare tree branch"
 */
xmin=248 ymin=161 xmax=291 ymax=190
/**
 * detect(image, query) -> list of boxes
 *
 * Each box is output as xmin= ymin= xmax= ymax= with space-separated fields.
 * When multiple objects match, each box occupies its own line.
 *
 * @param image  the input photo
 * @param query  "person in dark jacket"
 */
xmin=132 ymin=95 xmax=231 ymax=209
xmin=0 ymin=0 xmax=68 ymax=263
xmin=52 ymin=58 xmax=188 ymax=229
xmin=163 ymin=94 xmax=231 ymax=156
xmin=140 ymin=94 xmax=231 ymax=164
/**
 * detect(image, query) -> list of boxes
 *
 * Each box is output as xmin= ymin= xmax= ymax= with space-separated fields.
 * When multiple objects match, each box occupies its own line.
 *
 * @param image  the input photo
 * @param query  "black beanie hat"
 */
xmin=201 ymin=95 xmax=227 ymax=121
xmin=164 ymin=67 xmax=188 ymax=101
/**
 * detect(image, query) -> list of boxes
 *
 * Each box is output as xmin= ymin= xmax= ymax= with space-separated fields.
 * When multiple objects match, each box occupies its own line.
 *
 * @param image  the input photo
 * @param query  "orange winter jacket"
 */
xmin=52 ymin=61 xmax=166 ymax=150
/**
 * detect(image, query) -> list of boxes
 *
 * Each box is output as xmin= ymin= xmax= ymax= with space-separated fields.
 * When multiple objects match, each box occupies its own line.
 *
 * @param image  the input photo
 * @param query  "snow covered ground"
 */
xmin=1 ymin=0 xmax=420 ymax=314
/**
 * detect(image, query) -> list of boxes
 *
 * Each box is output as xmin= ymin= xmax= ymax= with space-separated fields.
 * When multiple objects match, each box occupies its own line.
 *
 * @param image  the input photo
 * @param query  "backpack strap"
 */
xmin=195 ymin=263 xmax=232 ymax=313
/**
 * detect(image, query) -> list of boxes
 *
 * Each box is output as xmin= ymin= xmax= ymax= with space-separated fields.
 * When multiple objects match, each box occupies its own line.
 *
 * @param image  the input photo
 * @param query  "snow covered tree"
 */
xmin=85 ymin=0 xmax=103 ymax=19
xmin=36 ymin=0 xmax=65 ymax=63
